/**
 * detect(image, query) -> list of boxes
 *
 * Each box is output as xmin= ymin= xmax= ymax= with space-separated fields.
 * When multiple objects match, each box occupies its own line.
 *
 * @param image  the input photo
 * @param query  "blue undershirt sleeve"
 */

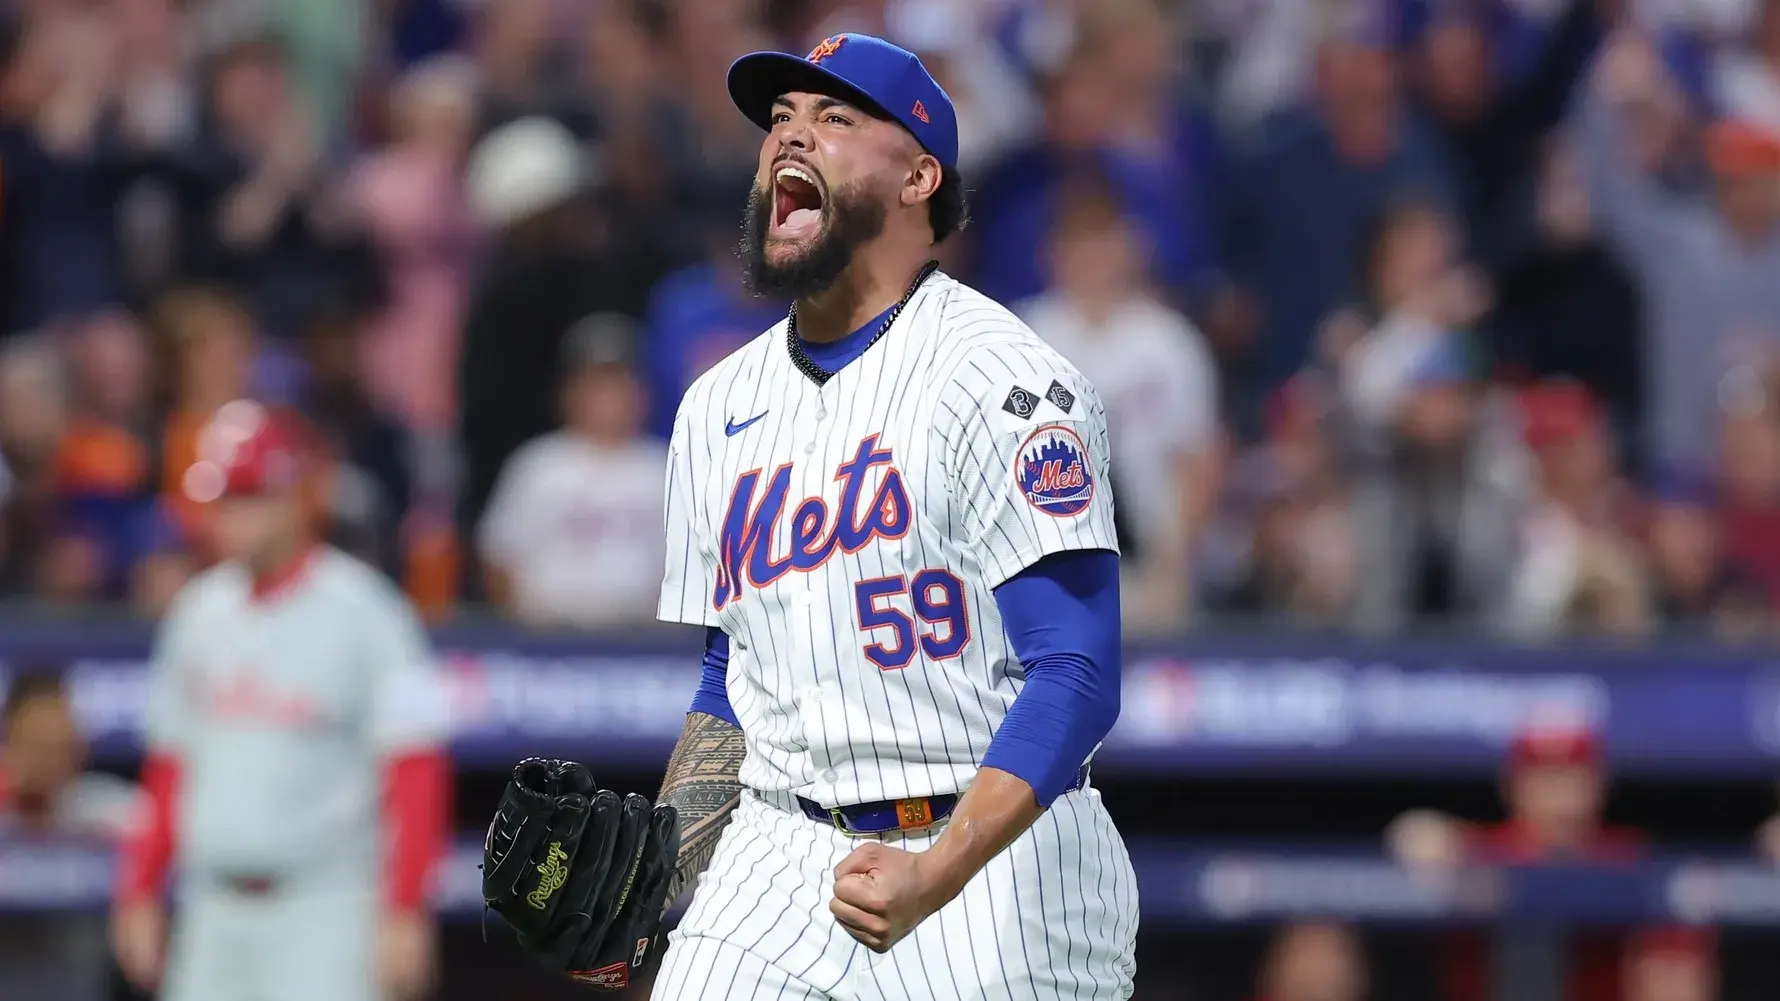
xmin=688 ymin=626 xmax=740 ymax=729
xmin=980 ymin=549 xmax=1122 ymax=806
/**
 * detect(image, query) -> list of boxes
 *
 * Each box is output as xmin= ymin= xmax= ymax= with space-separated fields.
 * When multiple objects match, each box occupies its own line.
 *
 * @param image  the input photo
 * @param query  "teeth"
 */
xmin=776 ymin=165 xmax=817 ymax=189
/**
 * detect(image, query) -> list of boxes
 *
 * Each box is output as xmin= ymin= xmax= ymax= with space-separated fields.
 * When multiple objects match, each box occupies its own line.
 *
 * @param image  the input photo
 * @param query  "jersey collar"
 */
xmin=250 ymin=544 xmax=320 ymax=604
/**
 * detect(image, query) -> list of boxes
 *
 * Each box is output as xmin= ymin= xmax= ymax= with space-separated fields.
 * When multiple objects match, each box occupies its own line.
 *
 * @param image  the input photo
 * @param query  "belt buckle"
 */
xmin=829 ymin=807 xmax=868 ymax=838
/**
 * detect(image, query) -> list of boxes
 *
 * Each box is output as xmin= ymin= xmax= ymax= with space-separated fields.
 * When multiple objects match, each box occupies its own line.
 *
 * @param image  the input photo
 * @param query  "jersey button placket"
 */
xmin=807 ymin=396 xmax=830 ymax=454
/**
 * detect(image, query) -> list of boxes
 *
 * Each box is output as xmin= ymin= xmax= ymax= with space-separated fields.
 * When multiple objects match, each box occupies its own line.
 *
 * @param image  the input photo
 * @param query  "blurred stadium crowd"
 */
xmin=1 ymin=0 xmax=1779 ymax=640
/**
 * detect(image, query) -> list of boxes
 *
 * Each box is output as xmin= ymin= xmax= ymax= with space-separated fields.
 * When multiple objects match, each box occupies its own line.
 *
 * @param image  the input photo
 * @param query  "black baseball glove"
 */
xmin=482 ymin=758 xmax=681 ymax=989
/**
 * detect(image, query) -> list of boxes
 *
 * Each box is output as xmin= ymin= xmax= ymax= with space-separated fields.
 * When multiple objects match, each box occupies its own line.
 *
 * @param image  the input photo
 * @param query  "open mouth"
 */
xmin=772 ymin=163 xmax=825 ymax=238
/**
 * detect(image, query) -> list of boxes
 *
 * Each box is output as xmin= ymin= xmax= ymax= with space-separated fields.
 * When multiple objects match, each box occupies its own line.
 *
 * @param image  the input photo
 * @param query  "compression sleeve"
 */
xmin=380 ymin=748 xmax=451 ymax=912
xmin=689 ymin=627 xmax=740 ymax=728
xmin=115 ymin=752 xmax=180 ymax=904
xmin=980 ymin=549 xmax=1122 ymax=805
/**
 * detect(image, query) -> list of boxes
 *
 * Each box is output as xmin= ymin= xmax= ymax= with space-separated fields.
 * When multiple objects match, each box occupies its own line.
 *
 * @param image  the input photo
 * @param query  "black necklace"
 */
xmin=786 ymin=260 xmax=940 ymax=386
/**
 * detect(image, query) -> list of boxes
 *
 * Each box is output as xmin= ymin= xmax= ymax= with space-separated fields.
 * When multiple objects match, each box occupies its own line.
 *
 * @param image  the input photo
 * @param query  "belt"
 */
xmin=219 ymin=874 xmax=280 ymax=897
xmin=797 ymin=765 xmax=1090 ymax=838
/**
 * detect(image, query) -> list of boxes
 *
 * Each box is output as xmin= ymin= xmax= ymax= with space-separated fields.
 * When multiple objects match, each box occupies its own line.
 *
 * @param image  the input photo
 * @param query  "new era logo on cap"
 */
xmin=911 ymin=99 xmax=930 ymax=123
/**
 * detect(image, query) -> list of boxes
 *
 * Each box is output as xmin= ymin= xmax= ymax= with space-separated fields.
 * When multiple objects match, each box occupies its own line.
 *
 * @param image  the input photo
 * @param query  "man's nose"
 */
xmin=774 ymin=121 xmax=813 ymax=154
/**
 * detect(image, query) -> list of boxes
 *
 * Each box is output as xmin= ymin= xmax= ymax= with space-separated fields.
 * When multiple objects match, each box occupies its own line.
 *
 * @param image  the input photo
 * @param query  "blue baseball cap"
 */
xmin=727 ymin=33 xmax=959 ymax=172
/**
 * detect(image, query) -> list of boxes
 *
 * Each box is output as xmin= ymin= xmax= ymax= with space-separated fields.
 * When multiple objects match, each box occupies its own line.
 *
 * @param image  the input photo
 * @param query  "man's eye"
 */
xmin=825 ymin=114 xmax=851 ymax=126
xmin=771 ymin=112 xmax=791 ymax=124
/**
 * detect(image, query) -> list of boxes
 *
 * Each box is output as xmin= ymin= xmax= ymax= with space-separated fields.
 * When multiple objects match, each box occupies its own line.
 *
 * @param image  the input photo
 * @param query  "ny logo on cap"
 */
xmin=807 ymin=34 xmax=846 ymax=63
xmin=911 ymin=100 xmax=930 ymax=124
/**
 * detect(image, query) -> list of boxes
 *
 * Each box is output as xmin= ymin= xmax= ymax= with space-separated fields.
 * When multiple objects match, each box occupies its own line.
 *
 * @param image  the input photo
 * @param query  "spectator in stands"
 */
xmin=1252 ymin=920 xmax=1367 ymax=1001
xmin=640 ymin=226 xmax=785 ymax=440
xmin=887 ymin=0 xmax=1040 ymax=176
xmin=577 ymin=0 xmax=662 ymax=139
xmin=1712 ymin=373 xmax=1780 ymax=617
xmin=1017 ymin=173 xmax=1222 ymax=630
xmin=0 ymin=673 xmax=136 ymax=838
xmin=0 ymin=673 xmax=137 ymax=1001
xmin=177 ymin=35 xmax=380 ymax=340
xmin=472 ymin=0 xmax=569 ymax=136
xmin=1209 ymin=447 xmax=1302 ymax=618
xmin=151 ymin=286 xmax=256 ymax=561
xmin=1409 ymin=0 xmax=1604 ymax=268
xmin=1328 ymin=197 xmax=1526 ymax=633
xmin=0 ymin=7 xmax=125 ymax=333
xmin=647 ymin=0 xmax=774 ymax=262
xmin=0 ymin=336 xmax=67 ymax=596
xmin=1219 ymin=6 xmax=1456 ymax=422
xmin=350 ymin=54 xmax=481 ymax=437
xmin=44 ymin=312 xmax=179 ymax=607
xmin=299 ymin=309 xmax=412 ymax=579
xmin=1710 ymin=0 xmax=1780 ymax=132
xmin=457 ymin=116 xmax=660 ymax=555
xmin=970 ymin=0 xmax=1220 ymax=310
xmin=1643 ymin=465 xmax=1768 ymax=639
xmin=256 ymin=0 xmax=366 ymax=149
xmin=1388 ymin=723 xmax=1645 ymax=1001
xmin=1488 ymin=138 xmax=1644 ymax=464
xmin=1201 ymin=0 xmax=1320 ymax=131
xmin=1500 ymin=379 xmax=1651 ymax=639
xmin=102 ymin=0 xmax=201 ymax=308
xmin=476 ymin=313 xmax=665 ymax=628
xmin=1208 ymin=374 xmax=1356 ymax=623
xmin=1622 ymin=927 xmax=1718 ymax=1001
xmin=572 ymin=0 xmax=711 ymax=267
xmin=1577 ymin=29 xmax=1780 ymax=471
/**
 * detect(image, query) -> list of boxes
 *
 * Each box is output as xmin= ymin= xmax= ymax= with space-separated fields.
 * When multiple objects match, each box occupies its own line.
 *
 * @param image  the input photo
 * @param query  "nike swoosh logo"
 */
xmin=725 ymin=412 xmax=768 ymax=436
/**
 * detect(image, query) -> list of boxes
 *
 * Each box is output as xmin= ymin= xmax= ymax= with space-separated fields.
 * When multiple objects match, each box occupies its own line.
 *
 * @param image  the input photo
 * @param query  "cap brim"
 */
xmin=727 ymin=52 xmax=893 ymax=133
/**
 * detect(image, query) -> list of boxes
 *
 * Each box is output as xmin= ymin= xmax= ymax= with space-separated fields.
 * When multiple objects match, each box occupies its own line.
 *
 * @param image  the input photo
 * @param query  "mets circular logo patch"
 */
xmin=1016 ymin=424 xmax=1094 ymax=517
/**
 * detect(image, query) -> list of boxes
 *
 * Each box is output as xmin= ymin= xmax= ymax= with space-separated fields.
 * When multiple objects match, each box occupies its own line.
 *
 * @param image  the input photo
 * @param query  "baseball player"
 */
xmin=480 ymin=32 xmax=1136 ymax=1001
xmin=110 ymin=400 xmax=451 ymax=1001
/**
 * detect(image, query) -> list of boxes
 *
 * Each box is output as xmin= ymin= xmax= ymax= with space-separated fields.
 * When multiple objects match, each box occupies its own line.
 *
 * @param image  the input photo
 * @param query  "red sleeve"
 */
xmin=381 ymin=748 xmax=451 ymax=913
xmin=115 ymin=753 xmax=180 ymax=904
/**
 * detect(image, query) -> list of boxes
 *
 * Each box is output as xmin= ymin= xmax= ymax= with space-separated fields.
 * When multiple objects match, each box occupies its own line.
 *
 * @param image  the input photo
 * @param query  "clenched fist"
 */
xmin=828 ymin=842 xmax=950 ymax=954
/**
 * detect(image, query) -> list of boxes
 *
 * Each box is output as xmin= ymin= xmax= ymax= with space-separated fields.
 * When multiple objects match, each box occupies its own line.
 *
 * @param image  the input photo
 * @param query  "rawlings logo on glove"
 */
xmin=527 ymin=842 xmax=570 ymax=910
xmin=482 ymin=759 xmax=681 ymax=989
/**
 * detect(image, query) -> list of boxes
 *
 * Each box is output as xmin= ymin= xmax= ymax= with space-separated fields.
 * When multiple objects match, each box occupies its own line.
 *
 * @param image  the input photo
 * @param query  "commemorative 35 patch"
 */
xmin=1015 ymin=424 xmax=1094 ymax=517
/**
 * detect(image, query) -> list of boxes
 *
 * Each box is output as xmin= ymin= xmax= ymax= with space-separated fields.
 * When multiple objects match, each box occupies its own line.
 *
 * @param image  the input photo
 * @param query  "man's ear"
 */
xmin=902 ymin=154 xmax=942 ymax=209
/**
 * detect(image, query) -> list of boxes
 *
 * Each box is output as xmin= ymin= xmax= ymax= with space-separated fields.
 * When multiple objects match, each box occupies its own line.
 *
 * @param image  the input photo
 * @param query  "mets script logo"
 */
xmin=807 ymin=35 xmax=846 ymax=63
xmin=525 ymin=841 xmax=570 ymax=910
xmin=713 ymin=434 xmax=910 ymax=609
xmin=1017 ymin=425 xmax=1094 ymax=517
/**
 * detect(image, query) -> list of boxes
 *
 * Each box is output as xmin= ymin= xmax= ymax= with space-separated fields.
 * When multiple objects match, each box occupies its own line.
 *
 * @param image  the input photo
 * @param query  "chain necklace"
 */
xmin=786 ymin=260 xmax=940 ymax=386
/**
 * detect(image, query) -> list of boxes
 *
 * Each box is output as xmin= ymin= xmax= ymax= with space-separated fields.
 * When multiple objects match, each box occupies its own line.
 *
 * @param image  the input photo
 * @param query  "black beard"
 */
xmin=739 ymin=180 xmax=887 ymax=299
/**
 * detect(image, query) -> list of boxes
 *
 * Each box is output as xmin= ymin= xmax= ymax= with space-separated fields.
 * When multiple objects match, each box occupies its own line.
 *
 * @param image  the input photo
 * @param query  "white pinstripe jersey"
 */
xmin=658 ymin=271 xmax=1120 ymax=807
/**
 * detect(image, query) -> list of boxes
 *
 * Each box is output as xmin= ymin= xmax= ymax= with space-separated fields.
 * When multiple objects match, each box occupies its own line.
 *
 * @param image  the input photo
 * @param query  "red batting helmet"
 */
xmin=181 ymin=400 xmax=312 ymax=503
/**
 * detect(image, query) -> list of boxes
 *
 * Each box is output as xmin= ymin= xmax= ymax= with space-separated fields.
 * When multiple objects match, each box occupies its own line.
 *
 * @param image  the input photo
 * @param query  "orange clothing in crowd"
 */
xmin=54 ymin=418 xmax=152 ymax=496
xmin=160 ymin=409 xmax=211 ymax=555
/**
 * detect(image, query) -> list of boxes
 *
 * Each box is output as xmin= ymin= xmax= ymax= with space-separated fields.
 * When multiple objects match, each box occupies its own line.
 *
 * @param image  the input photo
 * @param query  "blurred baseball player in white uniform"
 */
xmin=110 ymin=400 xmax=451 ymax=1001
xmin=483 ymin=32 xmax=1135 ymax=1001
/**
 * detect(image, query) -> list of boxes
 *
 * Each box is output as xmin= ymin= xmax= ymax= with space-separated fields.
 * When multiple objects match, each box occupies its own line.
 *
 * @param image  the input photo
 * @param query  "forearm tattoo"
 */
xmin=657 ymin=711 xmax=746 ymax=907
